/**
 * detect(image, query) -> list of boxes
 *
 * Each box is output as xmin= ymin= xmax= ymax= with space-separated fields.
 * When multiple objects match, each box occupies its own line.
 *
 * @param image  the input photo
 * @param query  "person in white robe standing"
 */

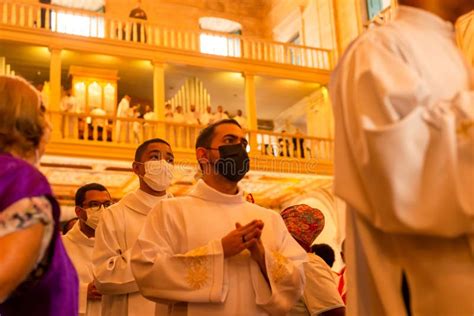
xmin=115 ymin=95 xmax=131 ymax=143
xmin=93 ymin=138 xmax=175 ymax=316
xmin=60 ymin=88 xmax=79 ymax=138
xmin=131 ymin=119 xmax=307 ymax=316
xmin=232 ymin=109 xmax=247 ymax=129
xmin=63 ymin=183 xmax=112 ymax=316
xmin=329 ymin=1 xmax=474 ymax=315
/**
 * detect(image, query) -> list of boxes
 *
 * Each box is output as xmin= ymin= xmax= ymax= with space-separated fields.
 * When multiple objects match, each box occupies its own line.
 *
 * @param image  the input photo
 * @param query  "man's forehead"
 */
xmin=214 ymin=124 xmax=244 ymax=138
xmin=84 ymin=190 xmax=110 ymax=201
xmin=145 ymin=142 xmax=172 ymax=154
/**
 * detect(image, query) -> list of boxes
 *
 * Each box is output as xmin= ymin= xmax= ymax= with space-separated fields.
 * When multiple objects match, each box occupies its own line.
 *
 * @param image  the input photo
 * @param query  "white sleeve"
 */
xmin=331 ymin=34 xmax=474 ymax=237
xmin=92 ymin=207 xmax=138 ymax=294
xmin=131 ymin=201 xmax=226 ymax=304
xmin=303 ymin=255 xmax=344 ymax=315
xmin=250 ymin=216 xmax=307 ymax=315
xmin=78 ymin=281 xmax=88 ymax=315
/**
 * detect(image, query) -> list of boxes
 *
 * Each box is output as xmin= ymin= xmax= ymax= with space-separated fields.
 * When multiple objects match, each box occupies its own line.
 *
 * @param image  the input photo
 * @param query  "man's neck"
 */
xmin=79 ymin=220 xmax=95 ymax=238
xmin=203 ymin=174 xmax=239 ymax=195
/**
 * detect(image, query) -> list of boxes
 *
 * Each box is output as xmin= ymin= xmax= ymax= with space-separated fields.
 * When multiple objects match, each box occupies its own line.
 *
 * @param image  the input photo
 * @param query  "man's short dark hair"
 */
xmin=311 ymin=243 xmax=336 ymax=267
xmin=195 ymin=119 xmax=241 ymax=149
xmin=135 ymin=138 xmax=170 ymax=161
xmin=75 ymin=183 xmax=109 ymax=207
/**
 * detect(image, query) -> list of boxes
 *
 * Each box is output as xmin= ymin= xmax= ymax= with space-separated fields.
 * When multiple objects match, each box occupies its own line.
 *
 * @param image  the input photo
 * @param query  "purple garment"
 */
xmin=0 ymin=153 xmax=78 ymax=316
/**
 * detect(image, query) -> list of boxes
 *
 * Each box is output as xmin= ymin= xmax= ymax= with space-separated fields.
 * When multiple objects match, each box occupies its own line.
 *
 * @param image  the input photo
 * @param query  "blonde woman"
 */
xmin=0 ymin=76 xmax=78 ymax=315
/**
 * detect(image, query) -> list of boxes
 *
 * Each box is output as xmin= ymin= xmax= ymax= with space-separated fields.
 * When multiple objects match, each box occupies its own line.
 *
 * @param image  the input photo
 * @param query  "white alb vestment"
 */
xmin=93 ymin=189 xmax=171 ymax=316
xmin=131 ymin=179 xmax=307 ymax=316
xmin=60 ymin=94 xmax=79 ymax=138
xmin=330 ymin=6 xmax=474 ymax=316
xmin=115 ymin=97 xmax=130 ymax=142
xmin=233 ymin=115 xmax=247 ymax=129
xmin=62 ymin=222 xmax=101 ymax=316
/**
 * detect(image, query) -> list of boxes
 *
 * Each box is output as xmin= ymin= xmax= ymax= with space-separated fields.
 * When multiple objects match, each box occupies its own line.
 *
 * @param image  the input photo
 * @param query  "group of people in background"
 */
xmin=59 ymin=88 xmax=248 ymax=145
xmin=0 ymin=75 xmax=345 ymax=316
xmin=2 ymin=1 xmax=474 ymax=315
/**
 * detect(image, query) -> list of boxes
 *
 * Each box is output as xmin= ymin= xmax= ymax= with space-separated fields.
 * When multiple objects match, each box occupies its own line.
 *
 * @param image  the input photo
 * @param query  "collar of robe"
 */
xmin=65 ymin=221 xmax=95 ymax=247
xmin=396 ymin=5 xmax=454 ymax=35
xmin=188 ymin=179 xmax=245 ymax=204
xmin=119 ymin=189 xmax=172 ymax=215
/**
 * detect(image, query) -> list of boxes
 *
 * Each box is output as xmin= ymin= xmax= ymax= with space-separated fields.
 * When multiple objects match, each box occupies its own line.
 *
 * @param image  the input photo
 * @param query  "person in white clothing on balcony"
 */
xmin=115 ymin=95 xmax=131 ymax=143
xmin=143 ymin=105 xmax=157 ymax=139
xmin=63 ymin=183 xmax=112 ymax=316
xmin=232 ymin=109 xmax=247 ymax=129
xmin=200 ymin=105 xmax=213 ymax=125
xmin=329 ymin=1 xmax=474 ymax=315
xmin=93 ymin=138 xmax=174 ymax=316
xmin=212 ymin=105 xmax=229 ymax=123
xmin=131 ymin=119 xmax=307 ymax=315
xmin=60 ymin=88 xmax=79 ymax=138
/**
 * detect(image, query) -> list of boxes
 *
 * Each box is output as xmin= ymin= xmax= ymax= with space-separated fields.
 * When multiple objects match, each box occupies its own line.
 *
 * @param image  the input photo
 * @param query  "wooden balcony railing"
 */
xmin=0 ymin=1 xmax=334 ymax=70
xmin=49 ymin=111 xmax=334 ymax=164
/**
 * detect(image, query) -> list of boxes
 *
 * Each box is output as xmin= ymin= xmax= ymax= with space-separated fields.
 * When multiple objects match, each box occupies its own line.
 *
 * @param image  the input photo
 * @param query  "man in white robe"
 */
xmin=63 ymin=183 xmax=112 ymax=316
xmin=232 ymin=109 xmax=247 ymax=129
xmin=211 ymin=105 xmax=229 ymax=123
xmin=131 ymin=119 xmax=307 ymax=315
xmin=115 ymin=95 xmax=131 ymax=143
xmin=200 ymin=106 xmax=213 ymax=126
xmin=93 ymin=138 xmax=175 ymax=316
xmin=329 ymin=1 xmax=474 ymax=315
xmin=60 ymin=88 xmax=79 ymax=138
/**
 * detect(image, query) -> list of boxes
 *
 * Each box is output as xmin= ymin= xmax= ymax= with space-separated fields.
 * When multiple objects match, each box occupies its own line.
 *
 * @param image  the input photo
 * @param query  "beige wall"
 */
xmin=264 ymin=0 xmax=308 ymax=39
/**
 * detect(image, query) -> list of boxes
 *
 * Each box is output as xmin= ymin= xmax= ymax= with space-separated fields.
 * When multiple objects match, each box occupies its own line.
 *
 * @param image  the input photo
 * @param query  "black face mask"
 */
xmin=209 ymin=143 xmax=250 ymax=182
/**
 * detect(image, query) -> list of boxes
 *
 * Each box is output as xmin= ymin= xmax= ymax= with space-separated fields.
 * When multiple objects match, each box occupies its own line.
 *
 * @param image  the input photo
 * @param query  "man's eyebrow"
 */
xmin=148 ymin=150 xmax=162 ymax=155
xmin=222 ymin=134 xmax=239 ymax=139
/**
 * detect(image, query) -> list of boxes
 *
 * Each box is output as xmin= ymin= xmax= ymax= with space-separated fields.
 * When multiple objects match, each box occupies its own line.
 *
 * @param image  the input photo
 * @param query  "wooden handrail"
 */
xmin=49 ymin=111 xmax=334 ymax=162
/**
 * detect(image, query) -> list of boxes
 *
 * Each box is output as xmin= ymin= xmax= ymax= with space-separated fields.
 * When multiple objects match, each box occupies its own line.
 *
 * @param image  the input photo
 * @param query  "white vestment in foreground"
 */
xmin=63 ymin=222 xmax=101 ymax=316
xmin=93 ymin=189 xmax=171 ymax=316
xmin=131 ymin=179 xmax=307 ymax=316
xmin=330 ymin=6 xmax=474 ymax=316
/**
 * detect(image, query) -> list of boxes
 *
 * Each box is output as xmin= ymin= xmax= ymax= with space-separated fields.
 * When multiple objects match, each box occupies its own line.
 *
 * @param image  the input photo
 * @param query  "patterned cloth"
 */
xmin=281 ymin=204 xmax=325 ymax=252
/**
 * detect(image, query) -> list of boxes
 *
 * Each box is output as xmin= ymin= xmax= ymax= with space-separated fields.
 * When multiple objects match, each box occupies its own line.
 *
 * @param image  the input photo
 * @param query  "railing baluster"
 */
xmin=2 ymin=2 xmax=8 ymax=24
xmin=11 ymin=2 xmax=16 ymax=25
xmin=140 ymin=22 xmax=145 ymax=43
xmin=19 ymin=4 xmax=25 ymax=26
xmin=125 ymin=21 xmax=130 ymax=41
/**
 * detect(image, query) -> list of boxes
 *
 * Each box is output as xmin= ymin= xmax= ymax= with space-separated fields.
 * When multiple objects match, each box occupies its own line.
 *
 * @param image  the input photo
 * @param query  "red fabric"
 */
xmin=281 ymin=204 xmax=325 ymax=252
xmin=337 ymin=266 xmax=347 ymax=303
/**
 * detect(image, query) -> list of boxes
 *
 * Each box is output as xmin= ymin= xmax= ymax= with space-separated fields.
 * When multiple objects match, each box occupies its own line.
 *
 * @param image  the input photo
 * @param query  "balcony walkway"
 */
xmin=0 ymin=1 xmax=333 ymax=83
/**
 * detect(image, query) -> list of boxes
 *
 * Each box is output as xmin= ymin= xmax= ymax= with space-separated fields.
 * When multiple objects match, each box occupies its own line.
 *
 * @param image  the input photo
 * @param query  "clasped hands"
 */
xmin=221 ymin=220 xmax=266 ymax=269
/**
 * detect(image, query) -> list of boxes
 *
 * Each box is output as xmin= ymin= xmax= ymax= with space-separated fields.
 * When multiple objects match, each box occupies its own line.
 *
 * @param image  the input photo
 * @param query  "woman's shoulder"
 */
xmin=0 ymin=154 xmax=51 ymax=210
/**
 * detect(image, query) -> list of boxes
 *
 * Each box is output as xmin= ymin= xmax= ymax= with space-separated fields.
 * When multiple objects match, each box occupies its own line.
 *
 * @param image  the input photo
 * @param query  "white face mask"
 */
xmin=84 ymin=205 xmax=105 ymax=229
xmin=141 ymin=160 xmax=174 ymax=192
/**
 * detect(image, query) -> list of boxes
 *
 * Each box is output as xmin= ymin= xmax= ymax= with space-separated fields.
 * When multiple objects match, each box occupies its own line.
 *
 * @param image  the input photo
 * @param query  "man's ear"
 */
xmin=132 ymin=161 xmax=141 ymax=176
xmin=196 ymin=147 xmax=209 ymax=165
xmin=75 ymin=206 xmax=85 ymax=220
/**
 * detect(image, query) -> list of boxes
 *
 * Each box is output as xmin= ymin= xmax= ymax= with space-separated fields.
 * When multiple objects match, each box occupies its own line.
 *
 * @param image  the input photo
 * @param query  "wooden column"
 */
xmin=49 ymin=47 xmax=62 ymax=140
xmin=152 ymin=60 xmax=166 ymax=138
xmin=243 ymin=72 xmax=258 ymax=154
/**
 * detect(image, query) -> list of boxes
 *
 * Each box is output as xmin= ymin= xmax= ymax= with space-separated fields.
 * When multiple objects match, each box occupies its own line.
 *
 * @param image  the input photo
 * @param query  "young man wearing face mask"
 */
xmin=131 ymin=119 xmax=307 ymax=315
xmin=93 ymin=138 xmax=174 ymax=316
xmin=62 ymin=183 xmax=112 ymax=316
